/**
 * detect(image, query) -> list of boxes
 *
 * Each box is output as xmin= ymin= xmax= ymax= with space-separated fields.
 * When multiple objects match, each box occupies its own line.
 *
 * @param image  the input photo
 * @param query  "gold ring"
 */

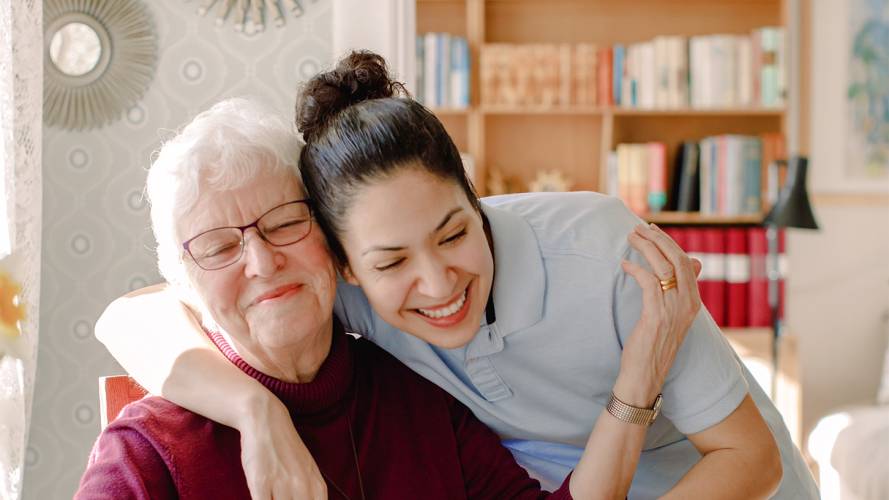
xmin=659 ymin=276 xmax=677 ymax=291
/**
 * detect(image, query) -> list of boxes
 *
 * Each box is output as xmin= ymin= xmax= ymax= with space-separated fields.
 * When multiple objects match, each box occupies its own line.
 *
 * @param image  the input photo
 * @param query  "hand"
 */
xmin=614 ymin=223 xmax=703 ymax=407
xmin=239 ymin=397 xmax=327 ymax=500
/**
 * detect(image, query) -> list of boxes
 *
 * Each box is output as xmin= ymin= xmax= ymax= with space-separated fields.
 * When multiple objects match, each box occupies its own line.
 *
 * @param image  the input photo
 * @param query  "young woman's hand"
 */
xmin=614 ymin=223 xmax=703 ymax=407
xmin=238 ymin=395 xmax=327 ymax=500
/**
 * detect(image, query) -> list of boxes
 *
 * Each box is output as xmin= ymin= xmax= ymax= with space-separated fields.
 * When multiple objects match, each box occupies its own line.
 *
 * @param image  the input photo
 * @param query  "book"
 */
xmin=747 ymin=226 xmax=770 ymax=327
xmin=612 ymin=44 xmax=624 ymax=106
xmin=703 ymin=227 xmax=727 ymax=326
xmin=671 ymin=141 xmax=700 ymax=211
xmin=725 ymin=227 xmax=750 ymax=327
xmin=597 ymin=46 xmax=613 ymax=106
xmin=647 ymin=142 xmax=667 ymax=212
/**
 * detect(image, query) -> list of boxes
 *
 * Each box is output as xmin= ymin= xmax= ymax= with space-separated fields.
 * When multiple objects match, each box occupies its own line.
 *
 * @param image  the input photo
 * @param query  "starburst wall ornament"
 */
xmin=193 ymin=0 xmax=310 ymax=33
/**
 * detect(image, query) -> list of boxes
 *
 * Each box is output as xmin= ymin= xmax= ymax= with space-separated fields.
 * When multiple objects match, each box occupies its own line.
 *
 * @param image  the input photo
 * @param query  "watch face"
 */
xmin=649 ymin=394 xmax=664 ymax=424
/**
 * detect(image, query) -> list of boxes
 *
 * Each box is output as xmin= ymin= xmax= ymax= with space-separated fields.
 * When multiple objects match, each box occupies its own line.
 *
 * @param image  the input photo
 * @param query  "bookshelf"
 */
xmin=416 ymin=0 xmax=791 ymax=213
xmin=416 ymin=0 xmax=794 ymax=336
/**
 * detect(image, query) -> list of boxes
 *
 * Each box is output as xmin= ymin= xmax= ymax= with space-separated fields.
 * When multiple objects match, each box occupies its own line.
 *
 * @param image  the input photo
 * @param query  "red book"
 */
xmin=685 ymin=228 xmax=718 ymax=324
xmin=703 ymin=228 xmax=727 ymax=326
xmin=747 ymin=227 xmax=770 ymax=327
xmin=663 ymin=226 xmax=689 ymax=252
xmin=725 ymin=227 xmax=750 ymax=327
xmin=598 ymin=47 xmax=613 ymax=106
xmin=778 ymin=228 xmax=786 ymax=320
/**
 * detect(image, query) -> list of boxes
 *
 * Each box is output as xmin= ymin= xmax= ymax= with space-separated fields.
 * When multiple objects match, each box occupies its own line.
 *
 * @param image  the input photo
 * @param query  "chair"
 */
xmin=98 ymin=375 xmax=148 ymax=429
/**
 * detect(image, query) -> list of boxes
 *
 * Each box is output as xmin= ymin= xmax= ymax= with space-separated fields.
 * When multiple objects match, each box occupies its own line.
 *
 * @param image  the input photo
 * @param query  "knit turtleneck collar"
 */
xmin=206 ymin=319 xmax=354 ymax=415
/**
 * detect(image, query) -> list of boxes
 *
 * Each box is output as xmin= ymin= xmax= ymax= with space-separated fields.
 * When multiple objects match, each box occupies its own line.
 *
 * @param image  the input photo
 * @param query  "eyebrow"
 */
xmin=360 ymin=207 xmax=464 ymax=256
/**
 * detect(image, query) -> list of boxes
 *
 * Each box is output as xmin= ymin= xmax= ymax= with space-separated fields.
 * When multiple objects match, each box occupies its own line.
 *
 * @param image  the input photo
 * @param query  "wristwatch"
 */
xmin=606 ymin=392 xmax=663 ymax=426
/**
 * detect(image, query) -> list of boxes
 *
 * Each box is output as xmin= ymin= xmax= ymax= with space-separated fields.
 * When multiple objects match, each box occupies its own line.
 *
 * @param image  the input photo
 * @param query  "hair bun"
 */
xmin=296 ymin=50 xmax=407 ymax=141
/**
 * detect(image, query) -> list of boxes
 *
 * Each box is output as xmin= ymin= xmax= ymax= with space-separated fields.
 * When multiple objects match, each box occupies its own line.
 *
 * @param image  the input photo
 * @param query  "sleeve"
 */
xmin=333 ymin=278 xmax=377 ymax=340
xmin=612 ymin=243 xmax=749 ymax=435
xmin=74 ymin=426 xmax=176 ymax=500
xmin=448 ymin=395 xmax=573 ymax=500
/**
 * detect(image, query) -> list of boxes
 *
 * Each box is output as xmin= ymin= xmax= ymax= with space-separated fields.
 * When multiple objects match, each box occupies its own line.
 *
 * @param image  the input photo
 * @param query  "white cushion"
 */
xmin=877 ymin=314 xmax=889 ymax=404
xmin=830 ymin=405 xmax=889 ymax=500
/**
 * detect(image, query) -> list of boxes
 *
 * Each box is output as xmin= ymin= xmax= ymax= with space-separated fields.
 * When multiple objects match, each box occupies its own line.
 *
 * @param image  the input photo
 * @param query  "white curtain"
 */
xmin=0 ymin=0 xmax=42 ymax=498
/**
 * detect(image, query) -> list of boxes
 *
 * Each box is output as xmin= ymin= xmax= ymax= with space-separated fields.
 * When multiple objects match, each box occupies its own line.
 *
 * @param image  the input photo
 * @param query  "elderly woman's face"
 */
xmin=179 ymin=167 xmax=336 ymax=351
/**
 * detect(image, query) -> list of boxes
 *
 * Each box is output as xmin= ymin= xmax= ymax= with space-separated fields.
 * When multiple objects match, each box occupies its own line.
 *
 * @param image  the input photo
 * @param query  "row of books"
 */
xmin=478 ymin=26 xmax=786 ymax=109
xmin=416 ymin=33 xmax=471 ymax=109
xmin=480 ymin=43 xmax=596 ymax=107
xmin=661 ymin=226 xmax=786 ymax=328
xmin=609 ymin=132 xmax=786 ymax=216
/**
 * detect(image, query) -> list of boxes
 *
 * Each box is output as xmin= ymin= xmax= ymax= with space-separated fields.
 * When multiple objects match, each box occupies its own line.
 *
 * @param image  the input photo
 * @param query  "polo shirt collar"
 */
xmin=481 ymin=202 xmax=546 ymax=336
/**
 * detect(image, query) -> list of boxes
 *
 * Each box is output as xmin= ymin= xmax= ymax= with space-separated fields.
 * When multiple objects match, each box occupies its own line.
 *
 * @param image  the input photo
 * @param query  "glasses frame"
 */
xmin=181 ymin=199 xmax=313 ymax=271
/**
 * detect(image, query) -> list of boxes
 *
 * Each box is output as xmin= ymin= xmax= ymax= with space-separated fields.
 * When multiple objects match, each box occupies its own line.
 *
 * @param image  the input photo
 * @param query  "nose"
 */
xmin=242 ymin=229 xmax=283 ymax=278
xmin=414 ymin=252 xmax=457 ymax=299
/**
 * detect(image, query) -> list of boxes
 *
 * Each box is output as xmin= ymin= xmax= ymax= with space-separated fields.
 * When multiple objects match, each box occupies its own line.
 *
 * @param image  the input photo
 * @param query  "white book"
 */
xmin=673 ymin=37 xmax=689 ymax=108
xmin=776 ymin=27 xmax=787 ymax=105
xmin=654 ymin=36 xmax=670 ymax=109
xmin=689 ymin=36 xmax=705 ymax=108
xmin=439 ymin=33 xmax=452 ymax=107
xmin=736 ymin=36 xmax=753 ymax=107
xmin=424 ymin=32 xmax=438 ymax=108
xmin=640 ymin=41 xmax=656 ymax=108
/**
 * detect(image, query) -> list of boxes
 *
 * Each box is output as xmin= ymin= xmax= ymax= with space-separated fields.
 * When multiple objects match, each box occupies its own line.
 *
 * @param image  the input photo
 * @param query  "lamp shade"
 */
xmin=764 ymin=156 xmax=819 ymax=230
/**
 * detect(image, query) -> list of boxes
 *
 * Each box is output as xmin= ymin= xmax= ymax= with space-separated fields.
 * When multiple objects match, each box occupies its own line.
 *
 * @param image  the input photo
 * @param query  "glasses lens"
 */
xmin=188 ymin=228 xmax=244 ymax=270
xmin=258 ymin=202 xmax=311 ymax=246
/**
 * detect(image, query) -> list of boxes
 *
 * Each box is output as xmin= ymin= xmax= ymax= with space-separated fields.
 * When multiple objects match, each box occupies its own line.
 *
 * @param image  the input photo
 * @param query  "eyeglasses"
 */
xmin=182 ymin=200 xmax=313 ymax=271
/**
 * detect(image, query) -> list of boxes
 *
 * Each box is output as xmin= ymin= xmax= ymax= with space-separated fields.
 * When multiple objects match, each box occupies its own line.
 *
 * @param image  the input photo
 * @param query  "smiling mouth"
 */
xmin=253 ymin=284 xmax=302 ymax=305
xmin=416 ymin=288 xmax=468 ymax=319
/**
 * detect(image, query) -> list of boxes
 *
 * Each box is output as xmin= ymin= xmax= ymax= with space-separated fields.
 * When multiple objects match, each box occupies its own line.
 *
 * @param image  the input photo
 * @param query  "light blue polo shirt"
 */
xmin=334 ymin=192 xmax=818 ymax=499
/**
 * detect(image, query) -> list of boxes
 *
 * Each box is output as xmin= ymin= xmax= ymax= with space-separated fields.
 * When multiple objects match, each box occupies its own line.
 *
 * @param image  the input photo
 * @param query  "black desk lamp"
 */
xmin=763 ymin=156 xmax=819 ymax=398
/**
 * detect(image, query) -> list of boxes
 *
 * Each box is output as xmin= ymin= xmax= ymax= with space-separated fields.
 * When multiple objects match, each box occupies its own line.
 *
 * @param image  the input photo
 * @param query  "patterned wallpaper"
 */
xmin=26 ymin=0 xmax=332 ymax=497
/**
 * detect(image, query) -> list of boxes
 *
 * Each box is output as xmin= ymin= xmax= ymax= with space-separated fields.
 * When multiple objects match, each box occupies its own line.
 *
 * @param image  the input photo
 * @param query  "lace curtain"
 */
xmin=0 ymin=0 xmax=42 ymax=498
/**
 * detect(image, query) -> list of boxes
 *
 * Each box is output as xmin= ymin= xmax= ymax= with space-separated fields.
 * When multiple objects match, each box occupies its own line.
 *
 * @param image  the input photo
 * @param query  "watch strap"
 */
xmin=606 ymin=392 xmax=662 ymax=426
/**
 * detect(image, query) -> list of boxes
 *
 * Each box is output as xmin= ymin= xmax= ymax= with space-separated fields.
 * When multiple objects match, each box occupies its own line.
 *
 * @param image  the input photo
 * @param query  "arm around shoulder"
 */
xmin=666 ymin=394 xmax=782 ymax=499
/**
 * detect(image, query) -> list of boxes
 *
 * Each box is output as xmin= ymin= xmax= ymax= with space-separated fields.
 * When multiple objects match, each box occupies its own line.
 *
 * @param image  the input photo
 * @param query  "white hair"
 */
xmin=146 ymin=97 xmax=303 ymax=290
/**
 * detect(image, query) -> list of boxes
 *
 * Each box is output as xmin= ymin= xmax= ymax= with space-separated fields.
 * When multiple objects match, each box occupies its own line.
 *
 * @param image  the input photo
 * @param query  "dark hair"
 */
xmin=295 ymin=50 xmax=480 ymax=266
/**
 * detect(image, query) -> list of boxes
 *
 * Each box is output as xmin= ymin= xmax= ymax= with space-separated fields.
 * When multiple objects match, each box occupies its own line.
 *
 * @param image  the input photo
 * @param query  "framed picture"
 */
xmin=811 ymin=0 xmax=889 ymax=194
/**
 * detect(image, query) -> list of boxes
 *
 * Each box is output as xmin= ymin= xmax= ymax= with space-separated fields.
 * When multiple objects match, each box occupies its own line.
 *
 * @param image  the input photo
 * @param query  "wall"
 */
xmin=25 ymin=1 xmax=332 ymax=497
xmin=793 ymin=0 xmax=889 ymax=442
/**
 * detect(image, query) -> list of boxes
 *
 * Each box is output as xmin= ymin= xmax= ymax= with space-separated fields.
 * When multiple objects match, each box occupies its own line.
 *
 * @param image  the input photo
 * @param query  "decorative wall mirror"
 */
xmin=44 ymin=0 xmax=158 ymax=130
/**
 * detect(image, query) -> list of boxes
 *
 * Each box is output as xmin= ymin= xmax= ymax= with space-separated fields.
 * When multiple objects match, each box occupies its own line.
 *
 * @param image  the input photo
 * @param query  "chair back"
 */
xmin=99 ymin=375 xmax=148 ymax=429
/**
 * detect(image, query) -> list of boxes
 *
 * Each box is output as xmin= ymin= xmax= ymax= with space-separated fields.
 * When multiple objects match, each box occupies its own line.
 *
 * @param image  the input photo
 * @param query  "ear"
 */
xmin=340 ymin=264 xmax=360 ymax=286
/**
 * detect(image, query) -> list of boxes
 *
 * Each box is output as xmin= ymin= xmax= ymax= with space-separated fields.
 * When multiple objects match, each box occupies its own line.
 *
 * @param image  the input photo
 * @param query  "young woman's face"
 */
xmin=340 ymin=167 xmax=494 ymax=349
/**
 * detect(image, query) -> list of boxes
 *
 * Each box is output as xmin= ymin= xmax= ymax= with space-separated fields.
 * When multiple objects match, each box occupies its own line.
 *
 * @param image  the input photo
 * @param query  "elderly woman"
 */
xmin=75 ymin=98 xmax=695 ymax=499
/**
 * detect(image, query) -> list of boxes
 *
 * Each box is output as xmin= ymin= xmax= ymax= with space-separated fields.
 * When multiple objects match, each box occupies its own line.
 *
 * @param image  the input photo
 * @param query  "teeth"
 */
xmin=418 ymin=290 xmax=467 ymax=319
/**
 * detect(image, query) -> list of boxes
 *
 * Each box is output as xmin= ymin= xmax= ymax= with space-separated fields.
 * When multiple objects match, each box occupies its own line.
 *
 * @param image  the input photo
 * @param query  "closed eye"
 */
xmin=375 ymin=258 xmax=405 ymax=272
xmin=441 ymin=228 xmax=467 ymax=245
xmin=268 ymin=218 xmax=308 ymax=231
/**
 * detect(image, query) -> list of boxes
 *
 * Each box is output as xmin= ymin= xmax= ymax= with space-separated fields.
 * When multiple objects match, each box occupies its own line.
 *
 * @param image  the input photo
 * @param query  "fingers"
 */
xmin=633 ymin=224 xmax=699 ymax=301
xmin=627 ymin=229 xmax=675 ymax=283
xmin=691 ymin=257 xmax=702 ymax=278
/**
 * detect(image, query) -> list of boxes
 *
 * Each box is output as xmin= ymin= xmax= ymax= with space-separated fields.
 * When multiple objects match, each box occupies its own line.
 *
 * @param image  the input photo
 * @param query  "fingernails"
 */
xmin=650 ymin=223 xmax=660 ymax=231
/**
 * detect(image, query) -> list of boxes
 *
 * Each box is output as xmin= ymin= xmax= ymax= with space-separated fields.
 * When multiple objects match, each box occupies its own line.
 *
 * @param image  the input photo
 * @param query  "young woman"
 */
xmin=97 ymin=52 xmax=815 ymax=499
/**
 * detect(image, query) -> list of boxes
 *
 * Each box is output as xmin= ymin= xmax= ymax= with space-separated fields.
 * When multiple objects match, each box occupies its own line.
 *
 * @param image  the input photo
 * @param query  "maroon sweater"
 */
xmin=76 ymin=326 xmax=574 ymax=499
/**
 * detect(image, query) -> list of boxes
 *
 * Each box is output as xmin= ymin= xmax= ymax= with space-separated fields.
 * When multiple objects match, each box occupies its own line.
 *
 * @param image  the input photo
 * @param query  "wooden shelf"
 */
xmin=429 ymin=107 xmax=471 ymax=116
xmin=609 ymin=107 xmax=786 ymax=117
xmin=480 ymin=105 xmax=606 ymax=115
xmin=464 ymin=106 xmax=785 ymax=117
xmin=418 ymin=0 xmax=791 ymax=200
xmin=643 ymin=212 xmax=764 ymax=225
xmin=723 ymin=327 xmax=774 ymax=339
